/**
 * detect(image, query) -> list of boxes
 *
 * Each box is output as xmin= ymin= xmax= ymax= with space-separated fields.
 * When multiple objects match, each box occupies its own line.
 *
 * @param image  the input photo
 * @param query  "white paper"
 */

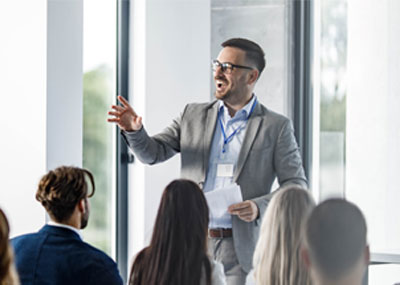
xmin=205 ymin=184 xmax=243 ymax=227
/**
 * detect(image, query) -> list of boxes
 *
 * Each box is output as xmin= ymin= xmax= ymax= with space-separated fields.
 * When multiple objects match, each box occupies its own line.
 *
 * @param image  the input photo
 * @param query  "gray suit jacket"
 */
xmin=122 ymin=100 xmax=307 ymax=272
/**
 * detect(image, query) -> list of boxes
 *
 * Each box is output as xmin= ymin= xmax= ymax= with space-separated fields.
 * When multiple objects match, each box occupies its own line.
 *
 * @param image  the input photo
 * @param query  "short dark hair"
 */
xmin=222 ymin=38 xmax=266 ymax=77
xmin=35 ymin=166 xmax=95 ymax=223
xmin=305 ymin=199 xmax=367 ymax=280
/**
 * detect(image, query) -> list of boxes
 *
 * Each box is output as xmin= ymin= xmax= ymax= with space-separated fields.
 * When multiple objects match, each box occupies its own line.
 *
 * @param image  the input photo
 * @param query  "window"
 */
xmin=82 ymin=0 xmax=117 ymax=257
xmin=313 ymin=0 xmax=400 ymax=282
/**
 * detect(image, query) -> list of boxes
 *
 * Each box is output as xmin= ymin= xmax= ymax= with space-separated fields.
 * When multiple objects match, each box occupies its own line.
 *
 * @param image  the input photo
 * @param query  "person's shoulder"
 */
xmin=11 ymin=231 xmax=41 ymax=248
xmin=256 ymin=103 xmax=291 ymax=126
xmin=257 ymin=102 xmax=289 ymax=120
xmin=11 ymin=232 xmax=38 ymax=241
xmin=180 ymin=101 xmax=218 ymax=122
xmin=185 ymin=101 xmax=218 ymax=112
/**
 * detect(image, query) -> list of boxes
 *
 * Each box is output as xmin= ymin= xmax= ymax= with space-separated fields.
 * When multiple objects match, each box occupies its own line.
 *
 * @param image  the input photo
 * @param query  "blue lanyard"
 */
xmin=219 ymin=98 xmax=258 ymax=153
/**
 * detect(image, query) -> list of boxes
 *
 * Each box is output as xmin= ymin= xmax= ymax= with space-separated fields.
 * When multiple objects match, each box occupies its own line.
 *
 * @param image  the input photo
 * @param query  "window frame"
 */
xmin=294 ymin=1 xmax=400 ymax=284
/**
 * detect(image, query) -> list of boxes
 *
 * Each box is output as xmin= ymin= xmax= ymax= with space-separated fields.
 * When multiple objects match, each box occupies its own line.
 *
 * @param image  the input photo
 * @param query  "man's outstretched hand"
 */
xmin=107 ymin=96 xmax=143 ymax=132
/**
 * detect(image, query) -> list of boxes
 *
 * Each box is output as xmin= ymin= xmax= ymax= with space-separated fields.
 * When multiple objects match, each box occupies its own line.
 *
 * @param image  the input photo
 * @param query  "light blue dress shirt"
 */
xmin=203 ymin=95 xmax=257 ymax=228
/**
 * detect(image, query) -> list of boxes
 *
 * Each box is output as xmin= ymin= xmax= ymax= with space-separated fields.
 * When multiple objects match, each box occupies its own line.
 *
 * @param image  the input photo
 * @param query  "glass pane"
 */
xmin=315 ymin=0 xmax=400 ymax=282
xmin=82 ymin=0 xmax=116 ymax=257
xmin=318 ymin=0 xmax=347 ymax=200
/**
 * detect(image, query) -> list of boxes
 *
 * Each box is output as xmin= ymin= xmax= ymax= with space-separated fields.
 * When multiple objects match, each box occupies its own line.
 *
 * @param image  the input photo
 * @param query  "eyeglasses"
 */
xmin=212 ymin=59 xmax=254 ymax=74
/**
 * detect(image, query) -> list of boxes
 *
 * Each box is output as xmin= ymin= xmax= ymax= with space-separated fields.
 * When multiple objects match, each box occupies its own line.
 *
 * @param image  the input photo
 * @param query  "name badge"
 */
xmin=217 ymin=164 xmax=234 ymax=177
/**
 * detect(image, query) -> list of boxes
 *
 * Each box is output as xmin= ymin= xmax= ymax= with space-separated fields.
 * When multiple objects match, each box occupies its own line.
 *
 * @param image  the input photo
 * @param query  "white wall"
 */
xmin=0 ymin=0 xmax=47 ymax=236
xmin=0 ymin=0 xmax=83 ymax=237
xmin=128 ymin=0 xmax=211 ymax=265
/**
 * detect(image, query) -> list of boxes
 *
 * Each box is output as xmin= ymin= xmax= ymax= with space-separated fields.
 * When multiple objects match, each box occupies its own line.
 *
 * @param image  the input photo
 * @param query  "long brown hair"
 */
xmin=252 ymin=186 xmax=315 ymax=285
xmin=129 ymin=179 xmax=211 ymax=285
xmin=0 ymin=209 xmax=19 ymax=285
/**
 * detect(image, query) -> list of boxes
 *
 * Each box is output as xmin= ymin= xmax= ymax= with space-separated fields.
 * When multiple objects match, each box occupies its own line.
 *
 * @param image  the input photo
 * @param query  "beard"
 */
xmin=214 ymin=89 xmax=231 ymax=101
xmin=80 ymin=200 xmax=89 ymax=229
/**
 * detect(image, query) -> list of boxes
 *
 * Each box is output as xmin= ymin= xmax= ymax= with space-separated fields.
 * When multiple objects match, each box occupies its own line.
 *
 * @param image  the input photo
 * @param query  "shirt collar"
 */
xmin=48 ymin=220 xmax=83 ymax=240
xmin=218 ymin=94 xmax=257 ymax=119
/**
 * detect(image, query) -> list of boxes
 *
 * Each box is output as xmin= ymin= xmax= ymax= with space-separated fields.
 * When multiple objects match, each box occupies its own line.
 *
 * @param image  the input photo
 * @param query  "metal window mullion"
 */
xmin=116 ymin=0 xmax=130 ymax=283
xmin=293 ymin=0 xmax=313 ymax=186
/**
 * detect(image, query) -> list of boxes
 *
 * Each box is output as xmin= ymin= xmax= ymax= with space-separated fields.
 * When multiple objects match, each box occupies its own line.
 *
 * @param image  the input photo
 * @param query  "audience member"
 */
xmin=248 ymin=186 xmax=315 ymax=285
xmin=0 ymin=209 xmax=19 ymax=285
xmin=302 ymin=198 xmax=369 ymax=285
xmin=129 ymin=179 xmax=226 ymax=285
xmin=11 ymin=166 xmax=123 ymax=285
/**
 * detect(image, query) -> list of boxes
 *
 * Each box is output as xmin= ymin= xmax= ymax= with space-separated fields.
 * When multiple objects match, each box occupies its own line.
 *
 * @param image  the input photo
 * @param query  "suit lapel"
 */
xmin=202 ymin=102 xmax=219 ymax=181
xmin=234 ymin=104 xmax=263 ymax=181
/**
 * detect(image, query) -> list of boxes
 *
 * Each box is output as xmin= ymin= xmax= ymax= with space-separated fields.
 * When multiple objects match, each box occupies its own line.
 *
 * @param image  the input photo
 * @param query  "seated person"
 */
xmin=129 ymin=179 xmax=226 ymax=285
xmin=248 ymin=186 xmax=315 ymax=285
xmin=0 ymin=208 xmax=19 ymax=285
xmin=11 ymin=166 xmax=123 ymax=285
xmin=302 ymin=198 xmax=370 ymax=285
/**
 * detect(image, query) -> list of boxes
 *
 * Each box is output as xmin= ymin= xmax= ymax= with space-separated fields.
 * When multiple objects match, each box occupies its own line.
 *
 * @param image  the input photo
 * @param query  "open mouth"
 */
xmin=216 ymin=80 xmax=227 ymax=91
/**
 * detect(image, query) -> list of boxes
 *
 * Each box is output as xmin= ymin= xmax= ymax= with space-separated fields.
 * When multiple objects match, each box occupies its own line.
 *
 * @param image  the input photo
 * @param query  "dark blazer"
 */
xmin=11 ymin=225 xmax=123 ymax=285
xmin=122 ymin=100 xmax=307 ymax=272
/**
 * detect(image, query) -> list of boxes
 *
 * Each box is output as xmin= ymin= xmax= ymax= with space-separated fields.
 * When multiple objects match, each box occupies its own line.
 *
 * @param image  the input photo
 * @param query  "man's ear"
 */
xmin=364 ymin=245 xmax=370 ymax=265
xmin=248 ymin=69 xmax=259 ymax=85
xmin=77 ymin=198 xmax=86 ymax=213
xmin=301 ymin=245 xmax=312 ymax=269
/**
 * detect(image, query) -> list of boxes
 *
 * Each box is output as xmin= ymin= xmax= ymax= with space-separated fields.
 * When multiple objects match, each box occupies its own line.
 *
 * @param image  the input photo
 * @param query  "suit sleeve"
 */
xmin=121 ymin=105 xmax=188 ymax=165
xmin=251 ymin=119 xmax=308 ymax=222
xmin=274 ymin=119 xmax=308 ymax=188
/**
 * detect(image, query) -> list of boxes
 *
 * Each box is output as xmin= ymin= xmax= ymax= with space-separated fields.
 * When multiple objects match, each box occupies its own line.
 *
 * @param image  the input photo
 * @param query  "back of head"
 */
xmin=253 ymin=186 xmax=315 ymax=285
xmin=0 ymin=209 xmax=19 ymax=285
xmin=129 ymin=179 xmax=210 ymax=285
xmin=222 ymin=38 xmax=266 ymax=77
xmin=35 ymin=166 xmax=95 ymax=223
xmin=305 ymin=199 xmax=367 ymax=281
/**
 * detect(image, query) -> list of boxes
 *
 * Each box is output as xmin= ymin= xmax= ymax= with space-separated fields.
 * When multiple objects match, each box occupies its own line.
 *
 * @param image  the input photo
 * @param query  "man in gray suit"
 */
xmin=108 ymin=38 xmax=307 ymax=285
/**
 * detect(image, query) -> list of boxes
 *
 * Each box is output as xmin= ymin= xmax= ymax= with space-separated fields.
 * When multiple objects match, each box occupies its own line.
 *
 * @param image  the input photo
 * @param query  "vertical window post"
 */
xmin=116 ymin=0 xmax=130 ymax=282
xmin=293 ymin=0 xmax=313 ymax=186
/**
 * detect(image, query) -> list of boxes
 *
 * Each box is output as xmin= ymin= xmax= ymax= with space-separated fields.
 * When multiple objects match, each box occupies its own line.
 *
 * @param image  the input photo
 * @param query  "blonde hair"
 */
xmin=252 ymin=186 xmax=315 ymax=285
xmin=0 ymin=209 xmax=19 ymax=285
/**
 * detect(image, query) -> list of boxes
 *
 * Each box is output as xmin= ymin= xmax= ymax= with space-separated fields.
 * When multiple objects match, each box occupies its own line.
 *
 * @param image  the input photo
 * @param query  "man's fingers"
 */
xmin=118 ymin=96 xmax=131 ymax=109
xmin=233 ymin=209 xmax=253 ymax=216
xmin=239 ymin=211 xmax=253 ymax=218
xmin=111 ymin=105 xmax=124 ymax=112
xmin=107 ymin=118 xmax=120 ymax=123
xmin=108 ymin=111 xmax=121 ymax=117
xmin=118 ymin=96 xmax=138 ymax=116
xmin=230 ymin=207 xmax=251 ymax=216
xmin=228 ymin=202 xmax=250 ymax=212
